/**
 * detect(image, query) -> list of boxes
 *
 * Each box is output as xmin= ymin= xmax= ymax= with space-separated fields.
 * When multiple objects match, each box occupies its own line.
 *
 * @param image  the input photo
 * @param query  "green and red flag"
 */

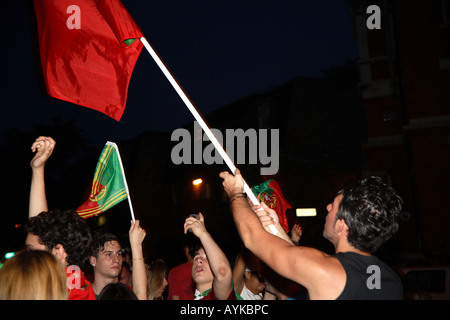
xmin=33 ymin=0 xmax=143 ymax=121
xmin=77 ymin=142 xmax=128 ymax=219
xmin=252 ymin=180 xmax=292 ymax=233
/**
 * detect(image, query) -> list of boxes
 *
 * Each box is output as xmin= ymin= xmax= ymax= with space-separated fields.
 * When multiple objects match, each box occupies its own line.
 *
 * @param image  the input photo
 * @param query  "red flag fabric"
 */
xmin=252 ymin=180 xmax=292 ymax=233
xmin=66 ymin=266 xmax=96 ymax=300
xmin=33 ymin=0 xmax=144 ymax=121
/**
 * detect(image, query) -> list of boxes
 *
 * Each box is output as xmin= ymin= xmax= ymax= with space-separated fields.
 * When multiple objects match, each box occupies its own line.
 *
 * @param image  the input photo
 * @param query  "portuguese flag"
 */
xmin=77 ymin=142 xmax=128 ymax=219
xmin=33 ymin=0 xmax=143 ymax=121
xmin=252 ymin=180 xmax=292 ymax=233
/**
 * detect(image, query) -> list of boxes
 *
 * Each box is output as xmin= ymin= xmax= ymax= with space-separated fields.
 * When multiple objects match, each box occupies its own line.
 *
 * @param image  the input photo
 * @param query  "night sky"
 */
xmin=0 ymin=0 xmax=360 ymax=258
xmin=0 ymin=0 xmax=358 ymax=146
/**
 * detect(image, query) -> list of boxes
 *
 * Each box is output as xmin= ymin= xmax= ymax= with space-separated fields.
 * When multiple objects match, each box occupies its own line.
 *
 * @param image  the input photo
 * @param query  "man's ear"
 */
xmin=51 ymin=244 xmax=68 ymax=264
xmin=334 ymin=219 xmax=348 ymax=235
xmin=89 ymin=256 xmax=97 ymax=267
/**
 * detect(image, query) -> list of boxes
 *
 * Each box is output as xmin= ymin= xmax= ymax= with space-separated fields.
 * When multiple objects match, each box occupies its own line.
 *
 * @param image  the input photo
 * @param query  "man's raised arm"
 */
xmin=29 ymin=136 xmax=55 ymax=218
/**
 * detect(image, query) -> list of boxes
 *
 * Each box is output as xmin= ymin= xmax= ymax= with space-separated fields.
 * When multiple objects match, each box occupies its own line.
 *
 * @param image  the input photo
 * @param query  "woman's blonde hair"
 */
xmin=0 ymin=250 xmax=68 ymax=300
xmin=146 ymin=259 xmax=167 ymax=300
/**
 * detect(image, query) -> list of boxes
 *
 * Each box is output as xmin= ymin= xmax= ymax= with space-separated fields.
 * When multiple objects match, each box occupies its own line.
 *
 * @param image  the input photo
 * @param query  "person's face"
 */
xmin=25 ymin=233 xmax=68 ymax=266
xmin=91 ymin=240 xmax=123 ymax=280
xmin=119 ymin=265 xmax=132 ymax=286
xmin=323 ymin=194 xmax=343 ymax=241
xmin=25 ymin=233 xmax=47 ymax=251
xmin=192 ymin=248 xmax=214 ymax=285
xmin=155 ymin=277 xmax=168 ymax=299
xmin=245 ymin=271 xmax=265 ymax=294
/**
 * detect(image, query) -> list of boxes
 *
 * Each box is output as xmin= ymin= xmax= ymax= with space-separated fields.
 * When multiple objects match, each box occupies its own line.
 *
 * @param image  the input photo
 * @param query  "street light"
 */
xmin=296 ymin=208 xmax=317 ymax=217
xmin=192 ymin=178 xmax=203 ymax=186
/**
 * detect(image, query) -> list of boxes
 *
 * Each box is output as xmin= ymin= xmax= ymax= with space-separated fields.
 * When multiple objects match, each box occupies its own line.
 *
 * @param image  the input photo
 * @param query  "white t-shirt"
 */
xmin=239 ymin=283 xmax=262 ymax=300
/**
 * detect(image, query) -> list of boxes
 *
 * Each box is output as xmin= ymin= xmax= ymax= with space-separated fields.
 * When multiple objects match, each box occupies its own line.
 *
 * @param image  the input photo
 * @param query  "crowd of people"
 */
xmin=0 ymin=136 xmax=404 ymax=300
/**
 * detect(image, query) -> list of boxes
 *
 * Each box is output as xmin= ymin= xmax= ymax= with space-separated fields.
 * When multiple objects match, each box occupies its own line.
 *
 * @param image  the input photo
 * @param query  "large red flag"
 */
xmin=33 ymin=0 xmax=143 ymax=121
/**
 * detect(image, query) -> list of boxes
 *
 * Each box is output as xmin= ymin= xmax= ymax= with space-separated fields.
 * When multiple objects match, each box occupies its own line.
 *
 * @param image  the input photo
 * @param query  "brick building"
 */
xmin=349 ymin=0 xmax=450 ymax=257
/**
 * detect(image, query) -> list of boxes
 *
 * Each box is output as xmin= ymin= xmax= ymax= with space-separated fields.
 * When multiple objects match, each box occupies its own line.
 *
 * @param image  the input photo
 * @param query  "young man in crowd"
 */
xmin=183 ymin=213 xmax=237 ymax=300
xmin=89 ymin=223 xmax=147 ymax=300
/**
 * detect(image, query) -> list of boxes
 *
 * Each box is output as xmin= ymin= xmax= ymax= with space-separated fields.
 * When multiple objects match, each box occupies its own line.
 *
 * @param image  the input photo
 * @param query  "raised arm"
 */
xmin=252 ymin=202 xmax=294 ymax=245
xmin=129 ymin=220 xmax=147 ymax=300
xmin=29 ymin=136 xmax=55 ymax=218
xmin=232 ymin=250 xmax=246 ymax=295
xmin=184 ymin=213 xmax=233 ymax=300
xmin=220 ymin=169 xmax=344 ymax=299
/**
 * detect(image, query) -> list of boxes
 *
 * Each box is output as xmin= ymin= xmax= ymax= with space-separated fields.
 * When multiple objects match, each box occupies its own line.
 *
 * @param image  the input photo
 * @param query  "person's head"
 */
xmin=240 ymin=248 xmax=265 ymax=295
xmin=122 ymin=247 xmax=132 ymax=266
xmin=89 ymin=232 xmax=123 ymax=281
xmin=191 ymin=247 xmax=214 ymax=291
xmin=147 ymin=259 xmax=168 ymax=300
xmin=97 ymin=282 xmax=138 ymax=300
xmin=243 ymin=268 xmax=266 ymax=295
xmin=24 ymin=209 xmax=92 ymax=268
xmin=324 ymin=176 xmax=402 ymax=253
xmin=119 ymin=261 xmax=132 ymax=287
xmin=0 ymin=249 xmax=68 ymax=300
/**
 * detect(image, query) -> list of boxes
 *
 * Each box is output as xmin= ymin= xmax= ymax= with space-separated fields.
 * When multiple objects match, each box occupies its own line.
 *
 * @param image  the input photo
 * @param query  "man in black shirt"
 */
xmin=220 ymin=170 xmax=403 ymax=299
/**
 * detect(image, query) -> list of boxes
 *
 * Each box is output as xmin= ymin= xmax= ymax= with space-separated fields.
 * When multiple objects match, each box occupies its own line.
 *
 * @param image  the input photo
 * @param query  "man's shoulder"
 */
xmin=303 ymin=251 xmax=347 ymax=299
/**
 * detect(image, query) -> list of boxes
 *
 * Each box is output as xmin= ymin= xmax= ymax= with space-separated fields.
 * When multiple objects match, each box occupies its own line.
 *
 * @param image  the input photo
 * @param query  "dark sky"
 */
xmin=0 ymin=0 xmax=358 ymax=146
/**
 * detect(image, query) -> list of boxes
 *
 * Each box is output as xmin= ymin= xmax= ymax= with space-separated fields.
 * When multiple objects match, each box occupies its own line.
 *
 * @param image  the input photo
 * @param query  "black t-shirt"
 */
xmin=334 ymin=252 xmax=403 ymax=300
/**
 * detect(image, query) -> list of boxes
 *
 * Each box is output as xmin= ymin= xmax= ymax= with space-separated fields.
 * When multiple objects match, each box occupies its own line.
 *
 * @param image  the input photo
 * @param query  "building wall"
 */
xmin=350 ymin=0 xmax=450 ymax=257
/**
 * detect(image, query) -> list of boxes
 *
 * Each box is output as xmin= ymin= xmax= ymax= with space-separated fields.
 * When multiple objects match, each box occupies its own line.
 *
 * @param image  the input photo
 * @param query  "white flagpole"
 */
xmin=139 ymin=37 xmax=278 ymax=235
xmin=107 ymin=141 xmax=136 ymax=222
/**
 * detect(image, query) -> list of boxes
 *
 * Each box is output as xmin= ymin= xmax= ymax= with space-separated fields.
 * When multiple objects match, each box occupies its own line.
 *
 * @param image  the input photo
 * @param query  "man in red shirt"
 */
xmin=168 ymin=242 xmax=194 ymax=300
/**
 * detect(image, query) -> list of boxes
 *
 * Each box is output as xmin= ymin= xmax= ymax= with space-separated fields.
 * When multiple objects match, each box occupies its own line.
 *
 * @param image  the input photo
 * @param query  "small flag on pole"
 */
xmin=252 ymin=180 xmax=292 ymax=233
xmin=77 ymin=142 xmax=134 ymax=220
xmin=33 ymin=0 xmax=143 ymax=121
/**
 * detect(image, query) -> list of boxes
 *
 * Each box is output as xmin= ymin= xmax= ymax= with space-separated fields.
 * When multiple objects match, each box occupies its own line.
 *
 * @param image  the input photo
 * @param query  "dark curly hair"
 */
xmin=90 ymin=232 xmax=121 ymax=258
xmin=24 ymin=209 xmax=92 ymax=268
xmin=336 ymin=176 xmax=403 ymax=253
